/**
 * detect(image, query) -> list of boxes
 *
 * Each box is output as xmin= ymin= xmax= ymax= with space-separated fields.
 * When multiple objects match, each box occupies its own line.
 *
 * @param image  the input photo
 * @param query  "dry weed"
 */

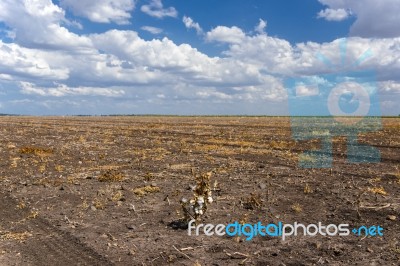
xmin=180 ymin=171 xmax=213 ymax=222
xmin=368 ymin=187 xmax=388 ymax=196
xmin=0 ymin=231 xmax=32 ymax=242
xmin=19 ymin=147 xmax=53 ymax=157
xmin=98 ymin=169 xmax=124 ymax=182
xmin=304 ymin=183 xmax=312 ymax=194
xmin=242 ymin=193 xmax=262 ymax=210
xmin=133 ymin=185 xmax=160 ymax=196
xmin=291 ymin=203 xmax=302 ymax=213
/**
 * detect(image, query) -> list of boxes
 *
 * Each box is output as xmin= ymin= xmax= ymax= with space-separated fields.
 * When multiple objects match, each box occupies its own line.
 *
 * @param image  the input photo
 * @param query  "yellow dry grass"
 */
xmin=368 ymin=187 xmax=388 ymax=196
xmin=98 ymin=169 xmax=124 ymax=182
xmin=19 ymin=146 xmax=53 ymax=157
xmin=0 ymin=231 xmax=32 ymax=242
xmin=291 ymin=203 xmax=303 ymax=213
xmin=304 ymin=183 xmax=312 ymax=194
xmin=133 ymin=185 xmax=160 ymax=196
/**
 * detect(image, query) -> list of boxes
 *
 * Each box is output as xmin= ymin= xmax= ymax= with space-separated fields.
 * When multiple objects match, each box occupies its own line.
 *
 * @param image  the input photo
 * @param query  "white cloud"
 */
xmin=60 ymin=0 xmax=135 ymax=25
xmin=183 ymin=16 xmax=203 ymax=35
xmin=317 ymin=8 xmax=351 ymax=21
xmin=319 ymin=0 xmax=400 ymax=38
xmin=141 ymin=26 xmax=163 ymax=34
xmin=295 ymin=85 xmax=319 ymax=97
xmin=141 ymin=0 xmax=177 ymax=19
xmin=206 ymin=26 xmax=246 ymax=44
xmin=255 ymin=19 xmax=267 ymax=34
xmin=90 ymin=30 xmax=207 ymax=70
xmin=20 ymin=82 xmax=125 ymax=97
xmin=89 ymin=29 xmax=263 ymax=87
xmin=0 ymin=0 xmax=92 ymax=50
xmin=0 ymin=1 xmax=400 ymax=115
xmin=0 ymin=41 xmax=69 ymax=80
xmin=379 ymin=81 xmax=400 ymax=93
xmin=224 ymin=33 xmax=400 ymax=81
xmin=64 ymin=19 xmax=83 ymax=30
xmin=223 ymin=33 xmax=293 ymax=74
xmin=20 ymin=82 xmax=47 ymax=96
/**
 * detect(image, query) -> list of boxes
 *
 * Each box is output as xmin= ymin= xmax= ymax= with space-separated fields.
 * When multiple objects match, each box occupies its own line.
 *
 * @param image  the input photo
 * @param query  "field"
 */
xmin=0 ymin=116 xmax=399 ymax=265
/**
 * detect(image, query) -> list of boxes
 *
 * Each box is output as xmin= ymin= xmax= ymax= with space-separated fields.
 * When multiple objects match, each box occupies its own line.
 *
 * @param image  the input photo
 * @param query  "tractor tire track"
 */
xmin=0 ymin=192 xmax=113 ymax=266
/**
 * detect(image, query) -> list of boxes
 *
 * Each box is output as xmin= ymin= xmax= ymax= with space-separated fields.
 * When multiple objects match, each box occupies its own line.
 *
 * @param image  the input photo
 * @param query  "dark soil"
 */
xmin=0 ymin=116 xmax=398 ymax=265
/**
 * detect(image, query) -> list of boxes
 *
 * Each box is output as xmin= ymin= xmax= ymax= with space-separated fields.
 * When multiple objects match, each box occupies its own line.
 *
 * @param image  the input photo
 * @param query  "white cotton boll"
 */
xmin=194 ymin=208 xmax=199 ymax=214
xmin=198 ymin=209 xmax=203 ymax=215
xmin=197 ymin=196 xmax=204 ymax=204
xmin=207 ymin=196 xmax=213 ymax=203
xmin=180 ymin=197 xmax=188 ymax=203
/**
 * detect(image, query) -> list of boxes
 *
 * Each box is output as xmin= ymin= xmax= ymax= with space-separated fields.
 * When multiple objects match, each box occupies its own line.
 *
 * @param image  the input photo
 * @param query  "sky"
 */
xmin=0 ymin=0 xmax=399 ymax=115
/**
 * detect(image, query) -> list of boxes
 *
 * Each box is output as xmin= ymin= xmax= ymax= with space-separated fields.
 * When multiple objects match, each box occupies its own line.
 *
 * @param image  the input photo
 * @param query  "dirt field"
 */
xmin=0 ymin=116 xmax=398 ymax=265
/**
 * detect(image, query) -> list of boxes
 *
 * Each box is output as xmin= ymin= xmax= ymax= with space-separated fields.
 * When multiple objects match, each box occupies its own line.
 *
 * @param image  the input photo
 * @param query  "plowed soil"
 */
xmin=0 ymin=116 xmax=399 ymax=265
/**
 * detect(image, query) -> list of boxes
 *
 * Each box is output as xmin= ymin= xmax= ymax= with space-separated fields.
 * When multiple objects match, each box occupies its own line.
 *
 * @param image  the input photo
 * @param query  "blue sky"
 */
xmin=0 ymin=0 xmax=399 ymax=115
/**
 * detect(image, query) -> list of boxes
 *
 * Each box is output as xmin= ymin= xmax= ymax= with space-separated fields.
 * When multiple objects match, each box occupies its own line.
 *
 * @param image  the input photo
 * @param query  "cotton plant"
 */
xmin=180 ymin=171 xmax=213 ymax=223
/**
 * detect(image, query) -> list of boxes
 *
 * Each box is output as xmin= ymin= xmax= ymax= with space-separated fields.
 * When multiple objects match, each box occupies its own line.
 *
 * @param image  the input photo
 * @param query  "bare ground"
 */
xmin=0 ymin=116 xmax=399 ymax=265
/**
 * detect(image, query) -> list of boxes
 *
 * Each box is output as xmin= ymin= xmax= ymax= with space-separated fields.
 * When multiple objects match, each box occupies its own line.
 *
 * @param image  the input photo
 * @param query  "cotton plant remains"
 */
xmin=180 ymin=171 xmax=213 ymax=222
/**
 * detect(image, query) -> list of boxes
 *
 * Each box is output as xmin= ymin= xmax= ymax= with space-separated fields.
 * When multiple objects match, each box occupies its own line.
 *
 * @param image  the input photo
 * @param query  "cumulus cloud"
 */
xmin=222 ymin=34 xmax=293 ymax=74
xmin=141 ymin=26 xmax=163 ymax=34
xmin=317 ymin=8 xmax=351 ymax=21
xmin=0 ymin=1 xmax=399 ymax=115
xmin=295 ymin=85 xmax=319 ymax=97
xmin=206 ymin=26 xmax=246 ymax=44
xmin=60 ymin=0 xmax=135 ymax=24
xmin=0 ymin=0 xmax=92 ymax=50
xmin=318 ymin=0 xmax=400 ymax=38
xmin=4 ymin=20 xmax=400 ymax=114
xmin=90 ymin=30 xmax=209 ymax=71
xmin=379 ymin=81 xmax=400 ymax=94
xmin=183 ymin=16 xmax=203 ymax=35
xmin=89 ymin=29 xmax=264 ymax=88
xmin=224 ymin=33 xmax=400 ymax=81
xmin=0 ymin=41 xmax=69 ymax=80
xmin=254 ymin=19 xmax=267 ymax=34
xmin=378 ymin=81 xmax=400 ymax=115
xmin=141 ymin=0 xmax=177 ymax=19
xmin=20 ymin=82 xmax=125 ymax=97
